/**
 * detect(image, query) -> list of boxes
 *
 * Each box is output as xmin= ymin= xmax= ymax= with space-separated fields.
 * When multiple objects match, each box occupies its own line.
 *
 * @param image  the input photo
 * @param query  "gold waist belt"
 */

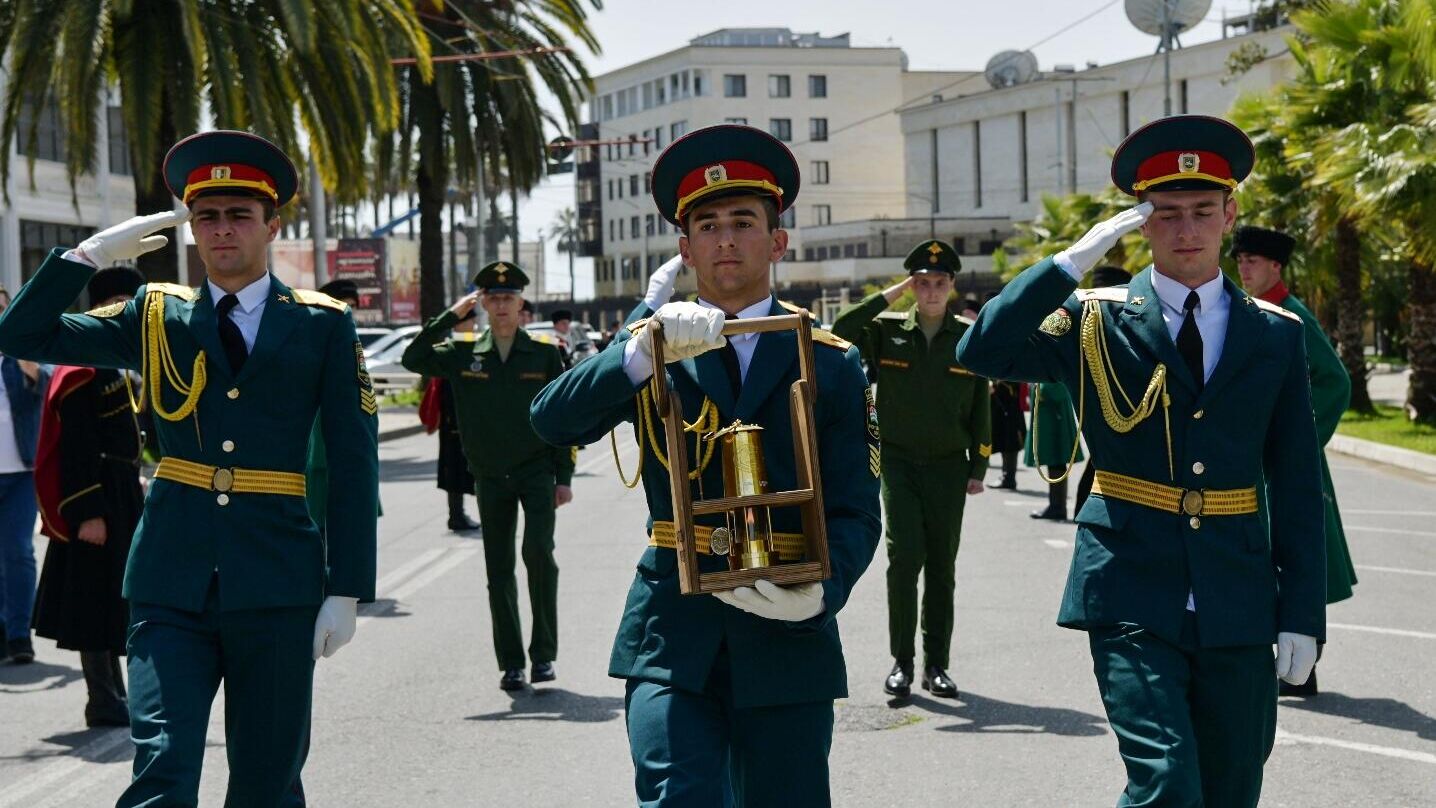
xmin=1092 ymin=470 xmax=1257 ymax=517
xmin=155 ymin=457 xmax=307 ymax=497
xmin=649 ymin=521 xmax=806 ymax=559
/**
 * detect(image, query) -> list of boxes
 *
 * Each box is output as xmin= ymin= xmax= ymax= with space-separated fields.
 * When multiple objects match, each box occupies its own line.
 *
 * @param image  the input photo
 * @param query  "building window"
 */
xmin=616 ymin=178 xmax=623 ymax=199
xmin=16 ymin=95 xmax=64 ymax=162
xmin=644 ymin=172 xmax=652 ymax=193
xmin=811 ymin=160 xmax=830 ymax=184
xmin=809 ymin=118 xmax=828 ymax=142
xmin=630 ymin=174 xmax=639 ymax=196
xmin=606 ymin=179 xmax=614 ymax=201
xmin=21 ymin=220 xmax=90 ymax=281
xmin=929 ymin=129 xmax=940 ymax=213
xmin=816 ymin=245 xmax=828 ymax=260
xmin=1019 ymin=110 xmax=1029 ymax=203
xmin=609 ymin=220 xmax=616 ymax=242
xmin=1179 ymin=79 xmax=1189 ymax=114
xmin=724 ymin=74 xmax=747 ymax=97
xmin=973 ymin=120 xmax=983 ymax=209
xmin=783 ymin=249 xmax=796 ymax=262
xmin=808 ymin=75 xmax=827 ymax=98
xmin=1120 ymin=91 xmax=1131 ymax=137
xmin=725 ymin=117 xmax=748 ymax=125
xmin=779 ymin=207 xmax=796 ymax=228
xmin=768 ymin=74 xmax=791 ymax=98
xmin=843 ymin=243 xmax=856 ymax=258
xmin=630 ymin=216 xmax=640 ymax=239
xmin=804 ymin=247 xmax=815 ymax=261
xmin=628 ymin=135 xmax=637 ymax=156
xmin=769 ymin=118 xmax=792 ymax=142
xmin=645 ymin=214 xmax=655 ymax=236
xmin=856 ymin=243 xmax=868 ymax=258
xmin=813 ymin=205 xmax=831 ymax=226
xmin=107 ymin=106 xmax=132 ymax=176
xmin=652 ymin=127 xmax=663 ymax=150
xmin=671 ymin=120 xmax=688 ymax=140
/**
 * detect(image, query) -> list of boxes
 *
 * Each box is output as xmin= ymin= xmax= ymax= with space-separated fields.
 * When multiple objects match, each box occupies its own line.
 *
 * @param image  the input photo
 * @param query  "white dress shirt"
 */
xmin=1148 ymin=270 xmax=1229 ymax=383
xmin=207 ymin=275 xmax=272 ymax=353
xmin=622 ymin=297 xmax=770 ymax=386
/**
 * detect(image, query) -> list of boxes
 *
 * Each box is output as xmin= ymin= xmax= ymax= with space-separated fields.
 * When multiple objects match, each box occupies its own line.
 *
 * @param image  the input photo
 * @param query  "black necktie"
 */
xmin=719 ymin=314 xmax=742 ymax=397
xmin=215 ymin=293 xmax=248 ymax=374
xmin=1176 ymin=290 xmax=1203 ymax=392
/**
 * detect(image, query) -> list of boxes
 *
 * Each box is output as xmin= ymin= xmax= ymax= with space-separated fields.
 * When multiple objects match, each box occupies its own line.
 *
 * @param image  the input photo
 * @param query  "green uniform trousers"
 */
xmin=121 ymin=581 xmax=316 ymax=808
xmin=1089 ymin=616 xmax=1276 ymax=808
xmin=476 ymin=470 xmax=558 ymax=670
xmin=882 ymin=452 xmax=971 ymax=668
xmin=624 ymin=647 xmax=834 ymax=807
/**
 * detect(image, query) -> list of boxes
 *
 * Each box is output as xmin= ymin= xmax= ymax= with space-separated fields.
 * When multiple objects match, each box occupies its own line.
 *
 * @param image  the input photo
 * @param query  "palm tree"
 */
xmin=993 ymin=188 xmax=1152 ymax=281
xmin=551 ymin=207 xmax=579 ymax=302
xmin=376 ymin=1 xmax=598 ymax=319
xmin=0 ymin=1 xmax=430 ymax=281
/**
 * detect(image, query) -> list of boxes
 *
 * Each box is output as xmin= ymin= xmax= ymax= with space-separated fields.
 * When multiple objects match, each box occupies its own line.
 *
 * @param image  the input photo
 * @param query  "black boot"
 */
xmin=1030 ymin=466 xmax=1068 ymax=521
xmin=81 ymin=651 xmax=129 ymax=727
xmin=531 ymin=661 xmax=556 ymax=683
xmin=883 ymin=659 xmax=914 ymax=698
xmin=6 ymin=635 xmax=34 ymax=664
xmin=499 ymin=668 xmax=526 ymax=691
xmin=447 ymin=491 xmax=480 ymax=532
xmin=993 ymin=452 xmax=1018 ymax=489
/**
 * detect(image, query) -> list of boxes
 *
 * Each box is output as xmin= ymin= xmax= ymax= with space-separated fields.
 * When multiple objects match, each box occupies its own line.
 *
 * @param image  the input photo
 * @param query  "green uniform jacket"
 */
xmin=1277 ymin=292 xmax=1357 ymax=603
xmin=401 ymin=312 xmax=574 ymax=485
xmin=529 ymin=297 xmax=881 ymax=709
xmin=1024 ymin=381 xmax=1085 ymax=467
xmin=957 ymin=259 xmax=1326 ymax=647
xmin=0 ymin=250 xmax=379 ymax=611
xmin=305 ymin=417 xmax=382 ymax=530
xmin=831 ymin=293 xmax=991 ymax=476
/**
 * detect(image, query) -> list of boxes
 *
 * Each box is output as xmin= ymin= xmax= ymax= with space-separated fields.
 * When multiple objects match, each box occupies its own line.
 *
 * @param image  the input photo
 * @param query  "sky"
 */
xmin=511 ymin=0 xmax=1247 ymax=300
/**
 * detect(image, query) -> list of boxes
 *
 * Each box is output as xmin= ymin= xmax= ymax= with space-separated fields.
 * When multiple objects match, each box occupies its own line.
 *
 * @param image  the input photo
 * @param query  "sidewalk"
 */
xmin=378 ymin=407 xmax=425 ymax=443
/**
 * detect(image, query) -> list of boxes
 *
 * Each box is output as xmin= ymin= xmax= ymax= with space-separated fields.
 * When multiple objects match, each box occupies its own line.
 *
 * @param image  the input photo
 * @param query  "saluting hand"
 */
xmin=1056 ymin=202 xmax=1153 ymax=276
xmin=449 ymin=291 xmax=481 ymax=320
xmin=882 ymin=275 xmax=914 ymax=304
xmin=73 ymin=209 xmax=190 ymax=269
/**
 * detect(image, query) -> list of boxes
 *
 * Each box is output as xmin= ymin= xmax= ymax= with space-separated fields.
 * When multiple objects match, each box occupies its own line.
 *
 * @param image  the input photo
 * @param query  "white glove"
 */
xmin=714 ymin=579 xmax=825 ymax=622
xmin=638 ymin=302 xmax=726 ymax=364
xmin=312 ymin=596 xmax=359 ymax=659
xmin=1275 ymin=632 xmax=1318 ymax=685
xmin=642 ymin=254 xmax=685 ymax=310
xmin=73 ymin=209 xmax=189 ymax=269
xmin=1054 ymin=202 xmax=1153 ymax=278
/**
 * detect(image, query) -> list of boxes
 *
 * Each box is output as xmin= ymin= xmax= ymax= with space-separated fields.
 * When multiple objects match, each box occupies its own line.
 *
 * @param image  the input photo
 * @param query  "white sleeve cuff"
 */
xmin=1053 ymin=251 xmax=1083 ymax=282
xmin=61 ymin=248 xmax=98 ymax=269
xmin=622 ymin=337 xmax=654 ymax=386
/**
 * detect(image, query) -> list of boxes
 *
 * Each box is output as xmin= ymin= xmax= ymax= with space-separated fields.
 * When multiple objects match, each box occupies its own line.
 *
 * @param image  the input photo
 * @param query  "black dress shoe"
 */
xmin=883 ymin=660 xmax=914 ymax=698
xmin=992 ymin=477 xmax=1017 ymax=490
xmin=448 ymin=515 xmax=481 ymax=532
xmin=6 ymin=636 xmax=34 ymax=664
xmin=922 ymin=665 xmax=959 ymax=699
xmin=1279 ymin=667 xmax=1318 ymax=697
xmin=531 ymin=661 xmax=556 ymax=683
xmin=499 ymin=669 xmax=526 ymax=690
xmin=1029 ymin=506 xmax=1066 ymax=521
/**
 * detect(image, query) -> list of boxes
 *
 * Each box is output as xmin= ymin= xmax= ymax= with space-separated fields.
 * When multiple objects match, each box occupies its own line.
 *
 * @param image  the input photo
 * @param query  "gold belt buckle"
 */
xmin=212 ymin=468 xmax=235 ymax=493
xmin=1180 ymin=489 xmax=1205 ymax=516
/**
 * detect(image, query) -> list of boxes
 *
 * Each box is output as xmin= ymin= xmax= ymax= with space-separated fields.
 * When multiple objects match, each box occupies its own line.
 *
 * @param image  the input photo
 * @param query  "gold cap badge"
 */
xmin=211 ymin=165 xmax=231 ymax=180
xmin=705 ymin=164 xmax=728 ymax=185
xmin=1178 ymin=153 xmax=1200 ymax=174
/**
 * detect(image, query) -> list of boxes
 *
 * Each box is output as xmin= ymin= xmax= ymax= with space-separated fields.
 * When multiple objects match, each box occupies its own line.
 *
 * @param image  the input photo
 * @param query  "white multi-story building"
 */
xmin=576 ymin=28 xmax=975 ymax=301
xmin=0 ymin=78 xmax=137 ymax=295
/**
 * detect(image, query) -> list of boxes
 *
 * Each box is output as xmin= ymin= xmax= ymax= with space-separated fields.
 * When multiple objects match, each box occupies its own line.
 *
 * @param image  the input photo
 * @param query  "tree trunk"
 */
xmin=1406 ymin=257 xmax=1436 ymax=423
xmin=1334 ymin=217 xmax=1374 ymax=413
xmin=134 ymin=94 xmax=180 ymax=284
xmin=417 ymin=157 xmax=449 ymax=321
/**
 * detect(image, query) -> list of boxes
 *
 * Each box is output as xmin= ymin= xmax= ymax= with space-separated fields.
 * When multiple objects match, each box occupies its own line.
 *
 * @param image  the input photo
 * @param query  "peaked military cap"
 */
xmin=550 ymin=308 xmax=573 ymax=324
xmin=1091 ymin=265 xmax=1133 ymax=288
xmin=1111 ymin=115 xmax=1253 ymax=196
xmin=318 ymin=278 xmax=360 ymax=303
xmin=1229 ymin=225 xmax=1295 ymax=266
xmin=903 ymin=239 xmax=961 ymax=275
xmin=651 ymin=124 xmax=800 ymax=226
xmin=473 ymin=261 xmax=529 ymax=293
xmin=87 ymin=266 xmax=145 ymax=303
xmin=163 ymin=130 xmax=299 ymax=207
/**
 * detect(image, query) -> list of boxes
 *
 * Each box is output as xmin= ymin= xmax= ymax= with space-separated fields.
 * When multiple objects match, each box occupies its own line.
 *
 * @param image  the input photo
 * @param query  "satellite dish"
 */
xmin=984 ymin=50 xmax=1040 ymax=89
xmin=1124 ymin=0 xmax=1211 ymax=37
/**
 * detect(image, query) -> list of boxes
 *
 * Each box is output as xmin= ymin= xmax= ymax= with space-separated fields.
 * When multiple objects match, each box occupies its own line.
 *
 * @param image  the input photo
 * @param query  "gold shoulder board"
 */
xmin=147 ymin=282 xmax=198 ymax=301
xmin=812 ymin=328 xmax=852 ymax=351
xmin=290 ymin=288 xmax=349 ymax=312
xmin=1249 ymin=297 xmax=1302 ymax=323
xmin=626 ymin=317 xmax=651 ymax=335
xmin=1075 ymin=286 xmax=1129 ymax=303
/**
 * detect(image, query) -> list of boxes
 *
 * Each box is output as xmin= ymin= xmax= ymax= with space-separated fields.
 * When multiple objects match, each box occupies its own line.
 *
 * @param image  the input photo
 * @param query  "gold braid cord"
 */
xmin=1033 ymin=299 xmax=1173 ymax=485
xmin=610 ymin=386 xmax=719 ymax=488
xmin=139 ymin=289 xmax=207 ymax=422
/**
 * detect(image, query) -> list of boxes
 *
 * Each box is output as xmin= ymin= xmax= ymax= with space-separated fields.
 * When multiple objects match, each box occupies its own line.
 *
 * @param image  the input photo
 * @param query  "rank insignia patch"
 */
xmin=1040 ymin=309 xmax=1072 ymax=337
xmin=355 ymin=342 xmax=377 ymax=415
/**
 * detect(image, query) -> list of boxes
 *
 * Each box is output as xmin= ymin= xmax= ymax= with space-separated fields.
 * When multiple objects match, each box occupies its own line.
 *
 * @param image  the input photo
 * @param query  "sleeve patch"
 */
xmin=1039 ymin=309 xmax=1073 ymax=336
xmin=356 ymin=342 xmax=378 ymax=415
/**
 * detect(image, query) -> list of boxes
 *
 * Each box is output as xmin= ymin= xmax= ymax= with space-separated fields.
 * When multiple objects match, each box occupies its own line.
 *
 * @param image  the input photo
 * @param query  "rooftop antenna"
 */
xmin=1125 ymin=0 xmax=1212 ymax=116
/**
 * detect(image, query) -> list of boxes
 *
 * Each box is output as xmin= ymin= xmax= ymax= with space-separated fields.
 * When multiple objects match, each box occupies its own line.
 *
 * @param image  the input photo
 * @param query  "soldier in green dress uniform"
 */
xmin=1234 ymin=224 xmax=1355 ymax=697
xmin=830 ymin=239 xmax=989 ymax=700
xmin=958 ymin=115 xmax=1325 ymax=807
xmin=530 ymin=124 xmax=880 ymax=806
xmin=1025 ymin=381 xmax=1083 ymax=521
xmin=0 ymin=130 xmax=379 ymax=806
xmin=401 ymin=262 xmax=574 ymax=691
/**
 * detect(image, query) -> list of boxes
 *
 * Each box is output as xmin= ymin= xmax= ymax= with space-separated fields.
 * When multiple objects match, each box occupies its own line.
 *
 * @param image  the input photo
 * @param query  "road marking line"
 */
xmin=1328 ymin=622 xmax=1436 ymax=640
xmin=359 ymin=545 xmax=479 ymax=623
xmin=0 ymin=729 xmax=129 ymax=808
xmin=1003 ymin=500 xmax=1041 ymax=507
xmin=1275 ymin=728 xmax=1436 ymax=765
xmin=1043 ymin=539 xmax=1071 ymax=549
xmin=1355 ymin=564 xmax=1436 ymax=578
xmin=1346 ymin=526 xmax=1436 ymax=538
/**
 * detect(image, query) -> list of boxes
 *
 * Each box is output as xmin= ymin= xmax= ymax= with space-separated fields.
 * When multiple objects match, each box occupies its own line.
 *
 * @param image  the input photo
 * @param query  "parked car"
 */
xmin=355 ymin=326 xmax=393 ymax=350
xmin=363 ymin=324 xmax=422 ymax=361
xmin=525 ymin=323 xmax=598 ymax=365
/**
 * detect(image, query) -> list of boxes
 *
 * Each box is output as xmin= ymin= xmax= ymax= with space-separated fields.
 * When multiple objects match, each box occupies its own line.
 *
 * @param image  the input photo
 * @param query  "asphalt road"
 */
xmin=1 ymin=430 xmax=1432 ymax=806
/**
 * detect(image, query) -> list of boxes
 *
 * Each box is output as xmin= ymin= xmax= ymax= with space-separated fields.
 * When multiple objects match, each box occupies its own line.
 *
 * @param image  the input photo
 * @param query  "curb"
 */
xmin=1328 ymin=433 xmax=1436 ymax=478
